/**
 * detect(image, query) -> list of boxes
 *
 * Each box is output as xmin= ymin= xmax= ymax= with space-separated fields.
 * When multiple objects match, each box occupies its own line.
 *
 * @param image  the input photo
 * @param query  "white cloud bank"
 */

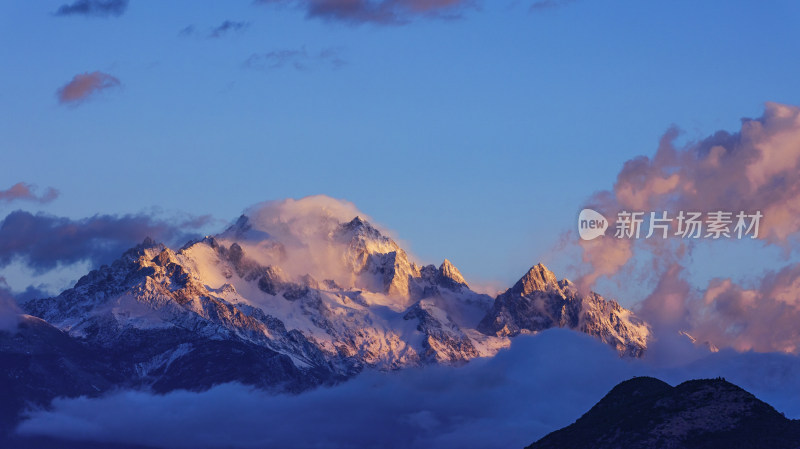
xmin=16 ymin=329 xmax=800 ymax=449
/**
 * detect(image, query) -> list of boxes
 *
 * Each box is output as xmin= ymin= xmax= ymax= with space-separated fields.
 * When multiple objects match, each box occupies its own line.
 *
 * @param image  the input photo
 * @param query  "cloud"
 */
xmin=614 ymin=104 xmax=800 ymax=244
xmin=15 ymin=329 xmax=800 ymax=448
xmin=529 ymin=0 xmax=577 ymax=12
xmin=181 ymin=21 xmax=250 ymax=39
xmin=209 ymin=20 xmax=249 ymax=38
xmin=57 ymin=71 xmax=121 ymax=105
xmin=54 ymin=0 xmax=128 ymax=17
xmin=0 ymin=182 xmax=59 ymax=204
xmin=10 ymin=283 xmax=54 ymax=304
xmin=178 ymin=25 xmax=195 ymax=36
xmin=577 ymin=102 xmax=800 ymax=285
xmin=0 ymin=280 xmax=22 ymax=332
xmin=576 ymin=232 xmax=633 ymax=289
xmin=256 ymin=0 xmax=472 ymax=25
xmin=0 ymin=210 xmax=213 ymax=274
xmin=637 ymin=263 xmax=693 ymax=331
xmin=686 ymin=262 xmax=800 ymax=353
xmin=243 ymin=47 xmax=346 ymax=71
xmin=13 ymin=331 xmax=646 ymax=449
xmin=569 ymin=102 xmax=800 ymax=354
xmin=244 ymin=195 xmax=370 ymax=241
xmin=223 ymin=195 xmax=392 ymax=287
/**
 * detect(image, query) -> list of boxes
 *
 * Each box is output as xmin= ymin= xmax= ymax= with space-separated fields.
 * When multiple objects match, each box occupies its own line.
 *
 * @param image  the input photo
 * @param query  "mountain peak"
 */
xmin=339 ymin=216 xmax=382 ymax=239
xmin=219 ymin=214 xmax=274 ymax=243
xmin=479 ymin=263 xmax=650 ymax=356
xmin=516 ymin=263 xmax=559 ymax=294
xmin=438 ymin=259 xmax=468 ymax=289
xmin=528 ymin=376 xmax=800 ymax=449
xmin=226 ymin=215 xmax=251 ymax=234
xmin=121 ymin=237 xmax=165 ymax=261
xmin=141 ymin=236 xmax=159 ymax=248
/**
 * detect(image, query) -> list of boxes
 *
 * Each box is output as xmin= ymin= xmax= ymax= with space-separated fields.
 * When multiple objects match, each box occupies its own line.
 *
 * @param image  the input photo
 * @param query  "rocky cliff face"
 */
xmin=478 ymin=263 xmax=650 ymax=357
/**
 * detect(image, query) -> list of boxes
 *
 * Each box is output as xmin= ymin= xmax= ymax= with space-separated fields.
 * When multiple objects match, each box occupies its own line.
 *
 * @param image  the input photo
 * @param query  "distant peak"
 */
xmin=218 ymin=214 xmax=276 ymax=243
xmin=343 ymin=216 xmax=371 ymax=230
xmin=229 ymin=214 xmax=251 ymax=232
xmin=437 ymin=259 xmax=468 ymax=289
xmin=516 ymin=263 xmax=559 ymax=294
xmin=141 ymin=236 xmax=158 ymax=248
xmin=533 ymin=262 xmax=551 ymax=272
xmin=338 ymin=215 xmax=382 ymax=240
xmin=133 ymin=236 xmax=165 ymax=252
xmin=440 ymin=259 xmax=465 ymax=280
xmin=121 ymin=237 xmax=165 ymax=261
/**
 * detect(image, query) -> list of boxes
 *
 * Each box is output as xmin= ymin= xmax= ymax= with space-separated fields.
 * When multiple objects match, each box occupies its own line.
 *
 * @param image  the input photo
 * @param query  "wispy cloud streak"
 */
xmin=256 ymin=0 xmax=472 ymax=25
xmin=0 ymin=183 xmax=58 ymax=204
xmin=0 ymin=210 xmax=213 ymax=273
xmin=57 ymin=71 xmax=121 ymax=105
xmin=54 ymin=0 xmax=128 ymax=17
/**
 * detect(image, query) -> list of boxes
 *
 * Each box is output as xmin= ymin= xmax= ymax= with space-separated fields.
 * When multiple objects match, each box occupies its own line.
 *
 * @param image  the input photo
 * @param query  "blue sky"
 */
xmin=2 ymin=0 xmax=800 ymax=294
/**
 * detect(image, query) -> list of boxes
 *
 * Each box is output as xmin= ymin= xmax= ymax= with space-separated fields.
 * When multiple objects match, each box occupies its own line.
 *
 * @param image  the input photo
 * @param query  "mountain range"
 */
xmin=3 ymin=213 xmax=650 ymax=432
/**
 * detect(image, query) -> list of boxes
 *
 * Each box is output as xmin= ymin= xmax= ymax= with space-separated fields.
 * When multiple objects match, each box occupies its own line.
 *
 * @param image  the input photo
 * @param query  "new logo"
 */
xmin=578 ymin=209 xmax=608 ymax=240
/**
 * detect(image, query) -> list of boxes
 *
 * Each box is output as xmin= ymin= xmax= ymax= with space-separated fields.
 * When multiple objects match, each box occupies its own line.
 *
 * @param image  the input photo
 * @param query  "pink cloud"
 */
xmin=636 ymin=263 xmax=692 ymax=330
xmin=609 ymin=102 xmax=800 ymax=244
xmin=689 ymin=263 xmax=800 ymax=353
xmin=57 ymin=71 xmax=120 ymax=105
xmin=569 ymin=102 xmax=800 ymax=354
xmin=578 ymin=103 xmax=800 ymax=289
xmin=0 ymin=182 xmax=59 ymax=204
xmin=577 ymin=235 xmax=632 ymax=291
xmin=256 ymin=0 xmax=472 ymax=25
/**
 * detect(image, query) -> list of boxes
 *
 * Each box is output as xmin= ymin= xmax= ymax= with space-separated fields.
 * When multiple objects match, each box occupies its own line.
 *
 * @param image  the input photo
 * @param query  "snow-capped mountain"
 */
xmin=20 ymin=213 xmax=651 ymax=396
xmin=478 ymin=263 xmax=650 ymax=357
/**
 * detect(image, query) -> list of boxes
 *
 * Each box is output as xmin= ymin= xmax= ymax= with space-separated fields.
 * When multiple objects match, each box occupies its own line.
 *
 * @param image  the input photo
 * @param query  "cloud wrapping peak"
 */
xmin=0 ymin=182 xmax=59 ymax=204
xmin=227 ymin=195 xmax=385 ymax=286
xmin=257 ymin=0 xmax=471 ymax=25
xmin=245 ymin=195 xmax=369 ymax=242
xmin=55 ymin=0 xmax=128 ymax=17
xmin=57 ymin=71 xmax=120 ymax=105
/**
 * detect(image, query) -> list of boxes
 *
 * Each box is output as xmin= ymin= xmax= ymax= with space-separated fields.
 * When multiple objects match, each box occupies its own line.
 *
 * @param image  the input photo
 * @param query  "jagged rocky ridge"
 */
xmin=478 ymin=263 xmax=649 ymax=357
xmin=527 ymin=376 xmax=800 ymax=449
xmin=16 ymin=215 xmax=651 ymax=401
